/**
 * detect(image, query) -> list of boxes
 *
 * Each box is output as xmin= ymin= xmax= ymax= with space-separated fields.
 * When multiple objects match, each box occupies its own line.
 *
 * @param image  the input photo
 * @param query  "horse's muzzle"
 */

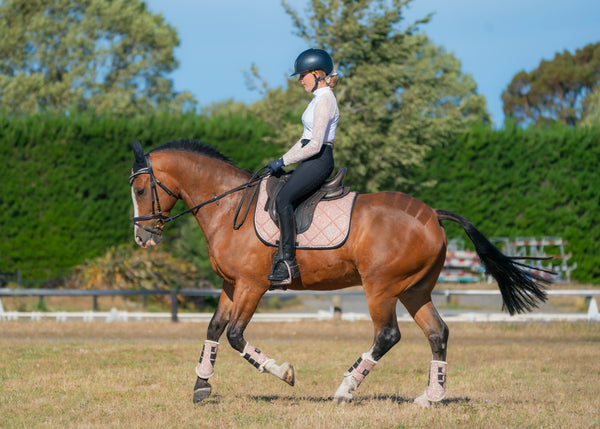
xmin=135 ymin=226 xmax=163 ymax=248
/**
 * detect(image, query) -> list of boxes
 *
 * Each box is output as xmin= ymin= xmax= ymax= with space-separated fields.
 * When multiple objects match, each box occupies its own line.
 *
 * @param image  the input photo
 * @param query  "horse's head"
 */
xmin=129 ymin=141 xmax=179 ymax=248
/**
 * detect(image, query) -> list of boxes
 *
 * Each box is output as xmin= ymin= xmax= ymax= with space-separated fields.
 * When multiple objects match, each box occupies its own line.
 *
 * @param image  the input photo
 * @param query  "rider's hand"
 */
xmin=266 ymin=158 xmax=284 ymax=174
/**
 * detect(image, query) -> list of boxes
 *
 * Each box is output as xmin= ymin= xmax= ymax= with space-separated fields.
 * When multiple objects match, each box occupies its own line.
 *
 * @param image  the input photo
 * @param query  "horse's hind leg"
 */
xmin=400 ymin=287 xmax=449 ymax=408
xmin=193 ymin=282 xmax=234 ymax=404
xmin=334 ymin=291 xmax=401 ymax=404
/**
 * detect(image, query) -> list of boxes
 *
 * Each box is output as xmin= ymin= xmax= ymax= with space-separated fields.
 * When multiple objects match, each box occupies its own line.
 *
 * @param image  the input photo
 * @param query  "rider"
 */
xmin=265 ymin=48 xmax=339 ymax=286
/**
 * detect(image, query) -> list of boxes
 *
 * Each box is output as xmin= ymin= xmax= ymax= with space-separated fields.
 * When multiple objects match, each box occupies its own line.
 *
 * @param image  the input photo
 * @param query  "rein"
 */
xmin=130 ymin=153 xmax=267 ymax=233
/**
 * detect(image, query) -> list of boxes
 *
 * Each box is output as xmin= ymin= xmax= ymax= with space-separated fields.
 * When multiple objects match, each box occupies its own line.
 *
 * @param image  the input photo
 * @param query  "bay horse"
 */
xmin=129 ymin=139 xmax=551 ymax=407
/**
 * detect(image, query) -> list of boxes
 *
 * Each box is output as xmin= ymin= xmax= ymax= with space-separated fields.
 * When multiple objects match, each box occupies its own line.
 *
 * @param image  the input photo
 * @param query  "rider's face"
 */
xmin=298 ymin=71 xmax=320 ymax=92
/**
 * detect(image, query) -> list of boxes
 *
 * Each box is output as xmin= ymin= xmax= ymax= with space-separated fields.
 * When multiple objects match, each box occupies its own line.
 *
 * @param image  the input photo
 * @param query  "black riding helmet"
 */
xmin=290 ymin=48 xmax=334 ymax=77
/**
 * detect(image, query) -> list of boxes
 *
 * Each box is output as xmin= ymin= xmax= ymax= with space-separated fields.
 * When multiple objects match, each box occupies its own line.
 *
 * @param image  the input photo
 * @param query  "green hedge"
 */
xmin=2 ymin=113 xmax=599 ymax=284
xmin=0 ymin=113 xmax=278 ymax=281
xmin=416 ymin=122 xmax=600 ymax=283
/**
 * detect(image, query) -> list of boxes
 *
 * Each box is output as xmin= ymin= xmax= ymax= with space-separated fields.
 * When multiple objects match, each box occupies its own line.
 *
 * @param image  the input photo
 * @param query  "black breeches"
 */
xmin=275 ymin=145 xmax=334 ymax=213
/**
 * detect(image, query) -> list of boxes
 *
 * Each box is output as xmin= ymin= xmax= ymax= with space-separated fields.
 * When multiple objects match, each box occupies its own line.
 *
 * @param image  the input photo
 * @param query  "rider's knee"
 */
xmin=275 ymin=197 xmax=293 ymax=214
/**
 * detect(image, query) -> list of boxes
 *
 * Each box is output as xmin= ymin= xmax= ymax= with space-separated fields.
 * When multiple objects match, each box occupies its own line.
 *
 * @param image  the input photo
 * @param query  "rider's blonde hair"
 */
xmin=315 ymin=69 xmax=339 ymax=88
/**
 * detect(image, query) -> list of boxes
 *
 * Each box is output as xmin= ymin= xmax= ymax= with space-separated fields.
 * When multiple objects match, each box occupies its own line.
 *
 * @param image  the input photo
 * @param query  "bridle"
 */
xmin=129 ymin=154 xmax=178 ymax=234
xmin=129 ymin=153 xmax=267 ymax=234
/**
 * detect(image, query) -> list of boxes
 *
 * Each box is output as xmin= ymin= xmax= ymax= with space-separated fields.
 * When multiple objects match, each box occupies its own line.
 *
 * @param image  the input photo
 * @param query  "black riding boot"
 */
xmin=268 ymin=205 xmax=300 ymax=285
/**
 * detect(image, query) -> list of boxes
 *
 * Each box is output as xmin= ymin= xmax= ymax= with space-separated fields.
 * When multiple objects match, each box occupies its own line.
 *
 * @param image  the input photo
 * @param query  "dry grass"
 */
xmin=0 ymin=320 xmax=598 ymax=428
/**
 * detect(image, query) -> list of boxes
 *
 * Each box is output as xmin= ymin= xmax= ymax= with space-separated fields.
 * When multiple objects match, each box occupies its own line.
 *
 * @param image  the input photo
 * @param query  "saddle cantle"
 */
xmin=265 ymin=168 xmax=351 ymax=234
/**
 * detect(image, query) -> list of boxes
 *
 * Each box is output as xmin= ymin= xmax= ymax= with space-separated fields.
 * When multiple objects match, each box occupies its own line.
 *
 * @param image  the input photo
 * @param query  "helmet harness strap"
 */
xmin=311 ymin=71 xmax=326 ymax=92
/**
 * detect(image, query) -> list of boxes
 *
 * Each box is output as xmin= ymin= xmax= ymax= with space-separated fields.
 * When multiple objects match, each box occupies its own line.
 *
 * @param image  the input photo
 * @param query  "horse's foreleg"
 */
xmin=402 ymin=294 xmax=449 ymax=408
xmin=334 ymin=297 xmax=401 ymax=404
xmin=226 ymin=285 xmax=295 ymax=387
xmin=193 ymin=283 xmax=234 ymax=404
xmin=333 ymin=350 xmax=379 ymax=404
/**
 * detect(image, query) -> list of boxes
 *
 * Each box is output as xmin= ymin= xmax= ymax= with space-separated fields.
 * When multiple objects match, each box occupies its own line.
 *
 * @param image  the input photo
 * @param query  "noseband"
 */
xmin=130 ymin=153 xmax=268 ymax=234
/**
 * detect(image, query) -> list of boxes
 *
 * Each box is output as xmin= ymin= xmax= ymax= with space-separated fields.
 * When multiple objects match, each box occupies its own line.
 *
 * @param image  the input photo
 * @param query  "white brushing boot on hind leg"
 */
xmin=241 ymin=343 xmax=295 ymax=386
xmin=414 ymin=360 xmax=448 ymax=408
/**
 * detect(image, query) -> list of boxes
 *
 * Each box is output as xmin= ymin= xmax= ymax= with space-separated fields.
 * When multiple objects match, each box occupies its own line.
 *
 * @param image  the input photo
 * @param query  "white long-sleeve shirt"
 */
xmin=282 ymin=87 xmax=339 ymax=166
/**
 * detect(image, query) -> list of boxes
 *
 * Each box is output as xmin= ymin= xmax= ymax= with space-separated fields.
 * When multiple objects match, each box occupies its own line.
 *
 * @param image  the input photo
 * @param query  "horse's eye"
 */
xmin=136 ymin=188 xmax=145 ymax=196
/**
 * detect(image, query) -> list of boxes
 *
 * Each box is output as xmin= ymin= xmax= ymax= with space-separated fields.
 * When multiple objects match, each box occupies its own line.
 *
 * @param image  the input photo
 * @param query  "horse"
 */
xmin=129 ymin=139 xmax=551 ymax=407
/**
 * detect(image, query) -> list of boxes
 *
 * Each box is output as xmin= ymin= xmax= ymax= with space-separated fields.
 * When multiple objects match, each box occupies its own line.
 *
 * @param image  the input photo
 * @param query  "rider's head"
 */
xmin=291 ymin=48 xmax=337 ymax=92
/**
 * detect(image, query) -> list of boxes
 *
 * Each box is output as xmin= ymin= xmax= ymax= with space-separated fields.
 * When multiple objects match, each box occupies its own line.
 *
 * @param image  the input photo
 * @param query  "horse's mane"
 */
xmin=149 ymin=139 xmax=234 ymax=165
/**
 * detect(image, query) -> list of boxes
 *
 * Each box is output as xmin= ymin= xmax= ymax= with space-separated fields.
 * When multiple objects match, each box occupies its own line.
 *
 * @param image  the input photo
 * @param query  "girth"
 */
xmin=265 ymin=168 xmax=350 ymax=234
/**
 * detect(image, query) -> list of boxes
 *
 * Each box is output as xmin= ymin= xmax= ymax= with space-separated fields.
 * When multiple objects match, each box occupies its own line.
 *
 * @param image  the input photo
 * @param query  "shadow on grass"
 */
xmin=247 ymin=394 xmax=471 ymax=405
xmin=358 ymin=394 xmax=470 ymax=406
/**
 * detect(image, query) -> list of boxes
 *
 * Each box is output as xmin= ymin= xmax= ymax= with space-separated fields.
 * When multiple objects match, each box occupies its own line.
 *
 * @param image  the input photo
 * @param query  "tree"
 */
xmin=0 ymin=0 xmax=196 ymax=116
xmin=502 ymin=42 xmax=600 ymax=127
xmin=581 ymin=87 xmax=600 ymax=127
xmin=250 ymin=0 xmax=489 ymax=193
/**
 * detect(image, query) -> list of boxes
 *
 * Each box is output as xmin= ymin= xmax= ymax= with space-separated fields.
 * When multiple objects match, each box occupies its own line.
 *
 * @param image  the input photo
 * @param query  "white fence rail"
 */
xmin=1 ymin=288 xmax=598 ymax=323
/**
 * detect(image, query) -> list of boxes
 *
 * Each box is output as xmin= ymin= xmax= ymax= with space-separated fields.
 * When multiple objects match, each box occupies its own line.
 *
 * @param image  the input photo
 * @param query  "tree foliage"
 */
xmin=0 ymin=0 xmax=196 ymax=115
xmin=250 ymin=0 xmax=489 ymax=193
xmin=581 ymin=86 xmax=600 ymax=126
xmin=502 ymin=42 xmax=600 ymax=127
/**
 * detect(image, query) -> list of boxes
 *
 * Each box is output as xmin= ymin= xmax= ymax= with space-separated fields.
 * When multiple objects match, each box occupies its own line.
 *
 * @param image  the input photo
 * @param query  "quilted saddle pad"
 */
xmin=254 ymin=179 xmax=357 ymax=249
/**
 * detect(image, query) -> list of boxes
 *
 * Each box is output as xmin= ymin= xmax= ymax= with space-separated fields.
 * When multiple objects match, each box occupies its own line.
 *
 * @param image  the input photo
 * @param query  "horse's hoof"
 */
xmin=281 ymin=363 xmax=295 ymax=386
xmin=334 ymin=396 xmax=351 ymax=405
xmin=193 ymin=378 xmax=212 ymax=404
xmin=414 ymin=392 xmax=431 ymax=408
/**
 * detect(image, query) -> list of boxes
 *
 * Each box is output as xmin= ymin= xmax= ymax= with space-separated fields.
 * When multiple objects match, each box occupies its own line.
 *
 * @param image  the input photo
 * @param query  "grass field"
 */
xmin=0 ymin=320 xmax=598 ymax=428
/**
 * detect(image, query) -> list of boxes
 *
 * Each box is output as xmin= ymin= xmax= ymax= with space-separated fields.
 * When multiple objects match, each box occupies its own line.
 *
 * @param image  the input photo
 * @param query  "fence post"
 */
xmin=332 ymin=295 xmax=342 ymax=321
xmin=170 ymin=289 xmax=179 ymax=322
xmin=93 ymin=295 xmax=99 ymax=311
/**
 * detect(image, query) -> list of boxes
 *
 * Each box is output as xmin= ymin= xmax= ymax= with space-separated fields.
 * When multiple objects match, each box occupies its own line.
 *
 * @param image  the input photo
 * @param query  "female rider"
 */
xmin=266 ymin=48 xmax=339 ymax=286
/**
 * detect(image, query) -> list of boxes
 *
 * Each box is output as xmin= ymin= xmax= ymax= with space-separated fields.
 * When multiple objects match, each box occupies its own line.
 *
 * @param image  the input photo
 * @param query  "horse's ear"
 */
xmin=132 ymin=140 xmax=146 ymax=166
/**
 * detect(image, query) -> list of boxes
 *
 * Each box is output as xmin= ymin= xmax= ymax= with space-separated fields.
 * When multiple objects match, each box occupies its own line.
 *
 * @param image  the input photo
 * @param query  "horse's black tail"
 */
xmin=436 ymin=209 xmax=554 ymax=315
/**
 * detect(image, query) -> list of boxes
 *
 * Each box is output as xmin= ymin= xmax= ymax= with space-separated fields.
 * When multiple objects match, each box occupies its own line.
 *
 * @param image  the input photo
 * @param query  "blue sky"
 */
xmin=145 ymin=0 xmax=600 ymax=127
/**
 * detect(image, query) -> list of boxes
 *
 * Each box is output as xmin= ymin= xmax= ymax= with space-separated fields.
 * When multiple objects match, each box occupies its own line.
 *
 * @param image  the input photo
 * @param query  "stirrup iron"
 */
xmin=268 ymin=259 xmax=299 ymax=286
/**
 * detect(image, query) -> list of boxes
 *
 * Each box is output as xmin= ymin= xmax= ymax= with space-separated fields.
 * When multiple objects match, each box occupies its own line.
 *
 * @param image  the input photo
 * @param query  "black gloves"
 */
xmin=266 ymin=158 xmax=284 ymax=174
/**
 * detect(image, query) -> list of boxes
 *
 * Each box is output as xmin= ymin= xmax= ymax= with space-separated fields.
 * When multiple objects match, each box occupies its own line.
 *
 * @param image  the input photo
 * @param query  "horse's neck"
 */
xmin=171 ymin=153 xmax=252 ymax=234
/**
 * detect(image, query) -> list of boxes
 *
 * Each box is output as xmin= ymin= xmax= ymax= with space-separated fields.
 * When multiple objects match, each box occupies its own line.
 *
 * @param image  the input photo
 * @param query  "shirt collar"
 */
xmin=313 ymin=87 xmax=331 ymax=97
